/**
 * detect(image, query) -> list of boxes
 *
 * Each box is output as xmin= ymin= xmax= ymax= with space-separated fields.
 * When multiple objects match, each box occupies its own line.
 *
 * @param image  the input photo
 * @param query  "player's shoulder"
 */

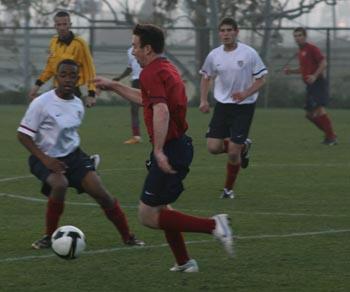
xmin=73 ymin=35 xmax=88 ymax=46
xmin=30 ymin=90 xmax=55 ymax=108
xmin=238 ymin=42 xmax=258 ymax=55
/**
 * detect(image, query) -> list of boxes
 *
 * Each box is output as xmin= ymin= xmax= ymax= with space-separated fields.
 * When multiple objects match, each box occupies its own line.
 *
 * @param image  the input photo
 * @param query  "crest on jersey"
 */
xmin=237 ymin=60 xmax=244 ymax=67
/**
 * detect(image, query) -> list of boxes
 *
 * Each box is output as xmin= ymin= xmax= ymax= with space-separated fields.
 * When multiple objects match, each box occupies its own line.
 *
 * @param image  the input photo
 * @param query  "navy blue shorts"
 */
xmin=206 ymin=102 xmax=255 ymax=144
xmin=305 ymin=77 xmax=329 ymax=111
xmin=29 ymin=148 xmax=96 ymax=196
xmin=141 ymin=135 xmax=193 ymax=207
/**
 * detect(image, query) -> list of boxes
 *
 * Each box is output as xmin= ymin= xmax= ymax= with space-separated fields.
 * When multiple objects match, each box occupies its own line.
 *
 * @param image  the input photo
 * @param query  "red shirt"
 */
xmin=140 ymin=57 xmax=188 ymax=144
xmin=298 ymin=42 xmax=325 ymax=83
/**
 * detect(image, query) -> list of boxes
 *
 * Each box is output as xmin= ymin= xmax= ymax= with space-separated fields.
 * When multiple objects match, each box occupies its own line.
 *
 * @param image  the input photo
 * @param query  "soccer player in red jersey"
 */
xmin=284 ymin=27 xmax=337 ymax=145
xmin=94 ymin=24 xmax=233 ymax=272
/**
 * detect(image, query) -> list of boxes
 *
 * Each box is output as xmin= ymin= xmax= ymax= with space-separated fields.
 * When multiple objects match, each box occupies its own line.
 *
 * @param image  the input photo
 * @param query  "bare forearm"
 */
xmin=112 ymin=82 xmax=142 ymax=104
xmin=314 ymin=60 xmax=326 ymax=78
xmin=152 ymin=103 xmax=169 ymax=153
xmin=17 ymin=132 xmax=48 ymax=163
xmin=245 ymin=77 xmax=266 ymax=97
xmin=200 ymin=77 xmax=211 ymax=103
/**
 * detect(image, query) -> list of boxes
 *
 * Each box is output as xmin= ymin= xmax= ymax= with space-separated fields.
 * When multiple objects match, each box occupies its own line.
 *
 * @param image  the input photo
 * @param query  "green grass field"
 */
xmin=1 ymin=105 xmax=349 ymax=292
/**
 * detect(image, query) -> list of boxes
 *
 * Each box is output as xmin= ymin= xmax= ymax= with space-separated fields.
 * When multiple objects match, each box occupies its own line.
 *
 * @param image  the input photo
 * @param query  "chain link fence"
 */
xmin=1 ymin=26 xmax=350 ymax=107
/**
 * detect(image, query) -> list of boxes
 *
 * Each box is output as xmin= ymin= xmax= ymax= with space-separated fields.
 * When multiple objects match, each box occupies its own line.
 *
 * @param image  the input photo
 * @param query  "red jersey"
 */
xmin=298 ymin=42 xmax=325 ymax=83
xmin=140 ymin=57 xmax=188 ymax=144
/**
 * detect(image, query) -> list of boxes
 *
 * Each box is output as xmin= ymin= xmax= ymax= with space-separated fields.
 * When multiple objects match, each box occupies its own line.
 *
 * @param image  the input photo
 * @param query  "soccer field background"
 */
xmin=0 ymin=106 xmax=349 ymax=292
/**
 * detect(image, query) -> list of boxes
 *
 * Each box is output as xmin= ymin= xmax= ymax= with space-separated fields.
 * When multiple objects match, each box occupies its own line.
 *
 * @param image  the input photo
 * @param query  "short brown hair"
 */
xmin=219 ymin=17 xmax=238 ymax=30
xmin=133 ymin=24 xmax=165 ymax=54
xmin=294 ymin=27 xmax=307 ymax=36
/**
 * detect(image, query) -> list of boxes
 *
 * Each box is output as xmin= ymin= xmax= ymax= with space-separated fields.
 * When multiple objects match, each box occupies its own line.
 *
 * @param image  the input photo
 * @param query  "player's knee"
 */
xmin=207 ymin=144 xmax=222 ymax=154
xmin=50 ymin=175 xmax=68 ymax=192
xmin=138 ymin=205 xmax=158 ymax=228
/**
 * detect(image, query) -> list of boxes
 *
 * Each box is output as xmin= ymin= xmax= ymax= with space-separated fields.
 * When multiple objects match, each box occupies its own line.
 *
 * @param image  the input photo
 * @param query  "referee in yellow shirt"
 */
xmin=29 ymin=11 xmax=97 ymax=107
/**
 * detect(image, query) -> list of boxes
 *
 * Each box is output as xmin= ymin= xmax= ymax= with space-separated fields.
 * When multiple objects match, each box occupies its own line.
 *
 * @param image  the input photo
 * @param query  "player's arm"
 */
xmin=17 ymin=132 xmax=67 ymax=173
xmin=113 ymin=67 xmax=132 ymax=81
xmin=152 ymin=102 xmax=176 ymax=174
xmin=199 ymin=75 xmax=212 ymax=113
xmin=94 ymin=76 xmax=142 ymax=105
xmin=306 ymin=59 xmax=327 ymax=84
xmin=232 ymin=76 xmax=266 ymax=102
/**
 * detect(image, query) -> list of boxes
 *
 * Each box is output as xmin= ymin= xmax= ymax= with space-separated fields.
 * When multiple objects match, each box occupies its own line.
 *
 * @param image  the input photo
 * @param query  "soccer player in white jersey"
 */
xmin=17 ymin=59 xmax=144 ymax=249
xmin=199 ymin=17 xmax=268 ymax=199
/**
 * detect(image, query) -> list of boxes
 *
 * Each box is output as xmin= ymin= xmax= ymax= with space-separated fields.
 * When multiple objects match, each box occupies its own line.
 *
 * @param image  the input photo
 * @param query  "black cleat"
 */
xmin=125 ymin=235 xmax=145 ymax=246
xmin=31 ymin=235 xmax=52 ymax=249
xmin=322 ymin=137 xmax=338 ymax=146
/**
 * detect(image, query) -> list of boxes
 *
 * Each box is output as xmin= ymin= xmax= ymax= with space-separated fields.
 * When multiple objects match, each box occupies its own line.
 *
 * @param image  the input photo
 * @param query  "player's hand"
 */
xmin=199 ymin=101 xmax=210 ymax=113
xmin=93 ymin=76 xmax=115 ymax=91
xmin=154 ymin=151 xmax=177 ymax=174
xmin=306 ymin=74 xmax=316 ymax=84
xmin=43 ymin=157 xmax=68 ymax=174
xmin=232 ymin=91 xmax=246 ymax=103
xmin=85 ymin=96 xmax=96 ymax=108
xmin=28 ymin=85 xmax=40 ymax=101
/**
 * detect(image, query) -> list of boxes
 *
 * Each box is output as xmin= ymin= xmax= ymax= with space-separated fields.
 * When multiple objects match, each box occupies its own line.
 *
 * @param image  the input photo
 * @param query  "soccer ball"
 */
xmin=51 ymin=225 xmax=86 ymax=260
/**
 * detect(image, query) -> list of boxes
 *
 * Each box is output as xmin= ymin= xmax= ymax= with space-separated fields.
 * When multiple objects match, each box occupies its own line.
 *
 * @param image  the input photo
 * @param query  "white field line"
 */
xmin=1 ymin=228 xmax=350 ymax=263
xmin=1 ymin=192 xmax=348 ymax=218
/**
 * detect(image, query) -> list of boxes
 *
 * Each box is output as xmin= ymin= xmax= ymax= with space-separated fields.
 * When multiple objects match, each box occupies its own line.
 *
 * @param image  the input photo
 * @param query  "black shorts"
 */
xmin=305 ymin=77 xmax=329 ymax=111
xmin=29 ymin=148 xmax=96 ymax=196
xmin=141 ymin=135 xmax=193 ymax=207
xmin=206 ymin=102 xmax=255 ymax=144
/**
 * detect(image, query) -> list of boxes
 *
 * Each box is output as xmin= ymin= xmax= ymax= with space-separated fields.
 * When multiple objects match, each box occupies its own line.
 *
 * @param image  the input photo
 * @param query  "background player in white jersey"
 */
xmin=199 ymin=17 xmax=268 ymax=199
xmin=113 ymin=47 xmax=143 ymax=144
xmin=17 ymin=59 xmax=144 ymax=249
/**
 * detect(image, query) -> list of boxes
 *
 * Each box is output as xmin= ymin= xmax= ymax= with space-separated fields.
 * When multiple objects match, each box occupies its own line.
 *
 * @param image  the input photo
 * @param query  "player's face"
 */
xmin=131 ymin=35 xmax=148 ymax=68
xmin=55 ymin=64 xmax=79 ymax=98
xmin=219 ymin=24 xmax=239 ymax=47
xmin=54 ymin=16 xmax=71 ymax=38
xmin=293 ymin=31 xmax=306 ymax=47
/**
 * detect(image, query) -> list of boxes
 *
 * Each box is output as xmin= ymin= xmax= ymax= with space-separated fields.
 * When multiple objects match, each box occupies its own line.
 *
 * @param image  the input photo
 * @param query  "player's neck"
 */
xmin=223 ymin=42 xmax=237 ymax=51
xmin=55 ymin=89 xmax=74 ymax=100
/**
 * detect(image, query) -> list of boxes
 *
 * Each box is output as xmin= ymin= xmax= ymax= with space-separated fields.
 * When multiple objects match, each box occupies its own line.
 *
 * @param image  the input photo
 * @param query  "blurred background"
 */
xmin=1 ymin=0 xmax=349 ymax=107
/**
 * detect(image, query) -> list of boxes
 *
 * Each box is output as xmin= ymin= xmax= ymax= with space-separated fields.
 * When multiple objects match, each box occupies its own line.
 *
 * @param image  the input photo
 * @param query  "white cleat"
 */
xmin=221 ymin=189 xmax=235 ymax=199
xmin=169 ymin=259 xmax=199 ymax=273
xmin=90 ymin=154 xmax=101 ymax=169
xmin=212 ymin=214 xmax=234 ymax=257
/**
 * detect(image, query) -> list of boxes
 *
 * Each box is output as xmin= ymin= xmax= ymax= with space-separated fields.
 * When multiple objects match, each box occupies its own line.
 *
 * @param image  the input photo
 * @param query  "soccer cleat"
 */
xmin=31 ymin=235 xmax=52 ymax=249
xmin=124 ymin=136 xmax=142 ymax=144
xmin=90 ymin=154 xmax=101 ymax=169
xmin=125 ymin=235 xmax=145 ymax=247
xmin=221 ymin=189 xmax=235 ymax=199
xmin=322 ymin=137 xmax=338 ymax=146
xmin=212 ymin=214 xmax=234 ymax=257
xmin=241 ymin=138 xmax=252 ymax=169
xmin=169 ymin=259 xmax=199 ymax=273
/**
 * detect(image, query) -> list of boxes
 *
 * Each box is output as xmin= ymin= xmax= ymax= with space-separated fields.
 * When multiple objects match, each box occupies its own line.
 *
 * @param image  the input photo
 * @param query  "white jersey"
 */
xmin=200 ymin=42 xmax=268 ymax=104
xmin=18 ymin=89 xmax=84 ymax=157
xmin=127 ymin=47 xmax=142 ymax=80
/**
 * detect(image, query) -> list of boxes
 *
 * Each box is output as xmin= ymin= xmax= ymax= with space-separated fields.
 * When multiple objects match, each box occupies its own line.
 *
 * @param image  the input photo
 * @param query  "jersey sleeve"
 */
xmin=17 ymin=99 xmax=44 ymax=138
xmin=199 ymin=52 xmax=215 ymax=78
xmin=311 ymin=45 xmax=325 ymax=63
xmin=252 ymin=50 xmax=268 ymax=79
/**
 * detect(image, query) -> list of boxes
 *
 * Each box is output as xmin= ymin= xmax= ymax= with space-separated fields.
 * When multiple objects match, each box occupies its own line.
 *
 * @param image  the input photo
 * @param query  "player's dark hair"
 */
xmin=54 ymin=11 xmax=70 ymax=18
xmin=294 ymin=27 xmax=307 ymax=36
xmin=133 ymin=24 xmax=164 ymax=54
xmin=219 ymin=17 xmax=238 ymax=30
xmin=56 ymin=59 xmax=79 ymax=71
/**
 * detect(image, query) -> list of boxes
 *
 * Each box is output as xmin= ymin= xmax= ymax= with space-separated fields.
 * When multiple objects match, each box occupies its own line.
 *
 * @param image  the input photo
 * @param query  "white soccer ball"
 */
xmin=51 ymin=225 xmax=86 ymax=260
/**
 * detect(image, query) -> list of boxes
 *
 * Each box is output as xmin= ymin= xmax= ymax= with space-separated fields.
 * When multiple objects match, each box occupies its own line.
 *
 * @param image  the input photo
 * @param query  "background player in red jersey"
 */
xmin=284 ymin=27 xmax=337 ymax=145
xmin=94 ymin=24 xmax=233 ymax=272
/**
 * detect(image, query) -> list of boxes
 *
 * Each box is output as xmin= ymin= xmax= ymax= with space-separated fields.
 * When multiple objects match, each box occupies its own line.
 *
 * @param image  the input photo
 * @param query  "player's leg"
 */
xmin=124 ymin=79 xmax=142 ymax=144
xmin=29 ymin=155 xmax=68 ymax=249
xmin=305 ymin=78 xmax=337 ymax=144
xmin=81 ymin=171 xmax=144 ymax=246
xmin=222 ymin=103 xmax=255 ymax=198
